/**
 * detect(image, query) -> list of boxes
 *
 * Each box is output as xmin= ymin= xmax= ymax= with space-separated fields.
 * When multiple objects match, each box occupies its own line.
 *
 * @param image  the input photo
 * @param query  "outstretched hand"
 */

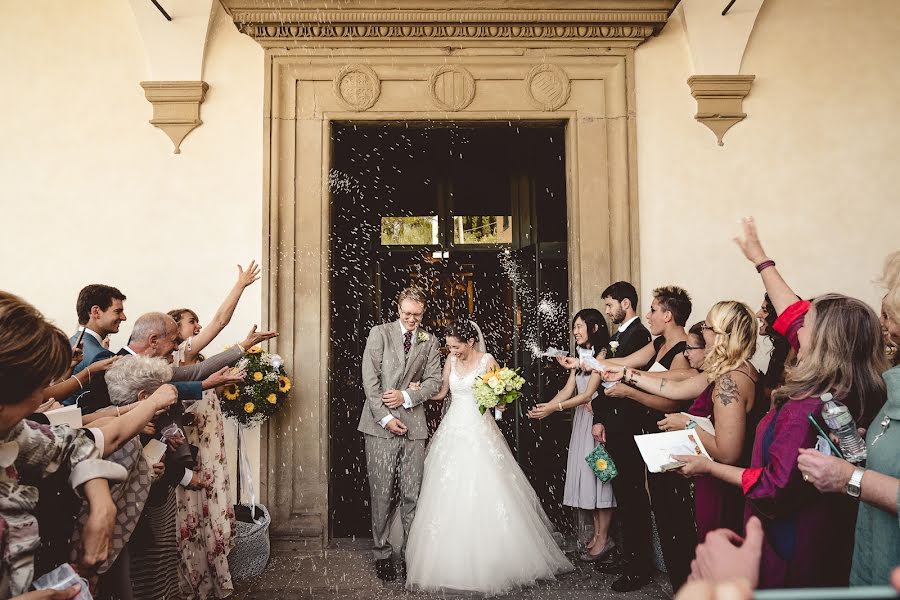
xmin=239 ymin=325 xmax=278 ymax=350
xmin=688 ymin=516 xmax=764 ymax=589
xmin=557 ymin=356 xmax=579 ymax=370
xmin=527 ymin=403 xmax=555 ymax=420
xmin=237 ymin=260 xmax=262 ymax=288
xmin=733 ymin=217 xmax=769 ymax=265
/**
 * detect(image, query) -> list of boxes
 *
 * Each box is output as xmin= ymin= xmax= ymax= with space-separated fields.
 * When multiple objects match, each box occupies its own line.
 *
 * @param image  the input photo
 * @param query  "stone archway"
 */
xmin=222 ymin=0 xmax=678 ymax=545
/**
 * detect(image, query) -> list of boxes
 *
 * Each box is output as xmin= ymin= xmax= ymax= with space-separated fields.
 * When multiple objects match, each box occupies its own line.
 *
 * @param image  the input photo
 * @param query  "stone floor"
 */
xmin=232 ymin=539 xmax=673 ymax=600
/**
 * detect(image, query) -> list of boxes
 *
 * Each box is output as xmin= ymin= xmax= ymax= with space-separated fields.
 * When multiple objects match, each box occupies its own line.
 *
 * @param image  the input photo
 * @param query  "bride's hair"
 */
xmin=445 ymin=320 xmax=479 ymax=345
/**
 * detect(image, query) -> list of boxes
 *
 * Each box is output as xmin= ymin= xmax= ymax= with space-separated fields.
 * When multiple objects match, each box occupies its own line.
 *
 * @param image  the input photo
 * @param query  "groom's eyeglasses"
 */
xmin=400 ymin=309 xmax=424 ymax=320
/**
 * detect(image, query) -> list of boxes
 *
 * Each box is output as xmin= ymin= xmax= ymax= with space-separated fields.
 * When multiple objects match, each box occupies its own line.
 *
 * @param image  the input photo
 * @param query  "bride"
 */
xmin=405 ymin=320 xmax=573 ymax=595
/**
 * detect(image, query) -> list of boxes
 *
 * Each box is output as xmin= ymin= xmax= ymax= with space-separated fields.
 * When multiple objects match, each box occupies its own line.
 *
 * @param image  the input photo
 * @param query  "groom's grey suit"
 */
xmin=358 ymin=320 xmax=441 ymax=560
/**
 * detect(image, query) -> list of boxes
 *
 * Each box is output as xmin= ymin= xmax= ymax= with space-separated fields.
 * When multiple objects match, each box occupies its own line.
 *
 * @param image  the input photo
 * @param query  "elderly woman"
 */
xmin=104 ymin=355 xmax=198 ymax=600
xmin=0 ymin=290 xmax=126 ymax=597
xmin=798 ymin=250 xmax=900 ymax=586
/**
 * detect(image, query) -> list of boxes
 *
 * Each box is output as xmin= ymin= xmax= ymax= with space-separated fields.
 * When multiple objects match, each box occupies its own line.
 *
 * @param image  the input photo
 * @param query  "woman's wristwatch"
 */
xmin=846 ymin=467 xmax=865 ymax=498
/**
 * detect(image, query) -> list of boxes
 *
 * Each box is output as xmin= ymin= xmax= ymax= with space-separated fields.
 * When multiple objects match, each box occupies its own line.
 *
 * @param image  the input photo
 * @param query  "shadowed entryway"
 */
xmin=328 ymin=122 xmax=576 ymax=539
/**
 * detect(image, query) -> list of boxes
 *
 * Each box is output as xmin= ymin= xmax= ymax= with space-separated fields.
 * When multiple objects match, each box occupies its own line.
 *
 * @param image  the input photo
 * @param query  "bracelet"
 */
xmin=685 ymin=420 xmax=697 ymax=430
xmin=755 ymin=259 xmax=776 ymax=273
xmin=115 ymin=406 xmax=121 ymax=417
xmin=557 ymin=400 xmax=564 ymax=411
xmin=237 ymin=343 xmax=246 ymax=353
xmin=70 ymin=375 xmax=83 ymax=390
xmin=624 ymin=368 xmax=634 ymax=385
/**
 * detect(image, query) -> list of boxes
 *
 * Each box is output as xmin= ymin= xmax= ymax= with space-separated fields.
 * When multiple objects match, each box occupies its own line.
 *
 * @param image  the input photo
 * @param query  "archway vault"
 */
xmin=221 ymin=0 xmax=679 ymax=546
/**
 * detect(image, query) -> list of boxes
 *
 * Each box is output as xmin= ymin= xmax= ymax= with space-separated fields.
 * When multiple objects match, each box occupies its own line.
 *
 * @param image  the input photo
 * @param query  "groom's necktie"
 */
xmin=404 ymin=330 xmax=413 ymax=355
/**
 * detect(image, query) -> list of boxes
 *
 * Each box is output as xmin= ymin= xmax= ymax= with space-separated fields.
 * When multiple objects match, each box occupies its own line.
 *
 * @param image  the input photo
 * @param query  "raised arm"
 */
xmin=606 ymin=382 xmax=691 ymax=413
xmin=734 ymin=217 xmax=800 ymax=315
xmin=602 ymin=340 xmax=657 ymax=369
xmin=528 ymin=368 xmax=596 ymax=420
xmin=44 ymin=356 xmax=120 ymax=401
xmin=605 ymin=366 xmax=710 ymax=401
xmin=181 ymin=261 xmax=261 ymax=362
xmin=90 ymin=384 xmax=178 ymax=457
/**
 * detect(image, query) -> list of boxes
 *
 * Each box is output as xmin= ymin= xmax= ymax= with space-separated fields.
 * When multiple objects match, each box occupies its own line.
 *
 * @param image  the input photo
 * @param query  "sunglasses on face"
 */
xmin=683 ymin=345 xmax=704 ymax=352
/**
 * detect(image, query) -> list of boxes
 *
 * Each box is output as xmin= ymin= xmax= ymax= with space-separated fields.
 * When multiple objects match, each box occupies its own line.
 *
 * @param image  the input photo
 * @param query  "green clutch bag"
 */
xmin=585 ymin=444 xmax=618 ymax=482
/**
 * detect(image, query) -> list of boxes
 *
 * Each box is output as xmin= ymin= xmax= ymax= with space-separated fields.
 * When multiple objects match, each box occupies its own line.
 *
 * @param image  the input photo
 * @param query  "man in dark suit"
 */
xmin=590 ymin=281 xmax=655 ymax=593
xmin=64 ymin=284 xmax=128 ymax=405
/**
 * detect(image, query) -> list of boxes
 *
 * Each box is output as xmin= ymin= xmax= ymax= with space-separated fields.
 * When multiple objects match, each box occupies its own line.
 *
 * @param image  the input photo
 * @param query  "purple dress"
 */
xmin=741 ymin=301 xmax=856 ymax=589
xmin=687 ymin=386 xmax=748 ymax=542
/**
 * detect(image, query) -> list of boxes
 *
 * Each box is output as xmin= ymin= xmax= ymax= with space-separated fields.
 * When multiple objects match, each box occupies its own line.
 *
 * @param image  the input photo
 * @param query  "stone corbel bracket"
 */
xmin=687 ymin=75 xmax=755 ymax=146
xmin=140 ymin=81 xmax=209 ymax=154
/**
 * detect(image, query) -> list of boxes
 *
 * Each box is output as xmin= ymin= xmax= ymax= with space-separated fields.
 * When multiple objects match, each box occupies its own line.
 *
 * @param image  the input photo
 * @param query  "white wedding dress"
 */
xmin=405 ymin=353 xmax=573 ymax=596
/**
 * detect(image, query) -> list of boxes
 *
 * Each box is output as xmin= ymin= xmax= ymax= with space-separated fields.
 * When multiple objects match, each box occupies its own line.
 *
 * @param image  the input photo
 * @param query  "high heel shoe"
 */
xmin=578 ymin=538 xmax=616 ymax=562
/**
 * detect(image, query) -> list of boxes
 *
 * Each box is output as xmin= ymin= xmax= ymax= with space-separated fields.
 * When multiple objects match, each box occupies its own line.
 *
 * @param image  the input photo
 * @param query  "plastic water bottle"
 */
xmin=820 ymin=392 xmax=867 ymax=464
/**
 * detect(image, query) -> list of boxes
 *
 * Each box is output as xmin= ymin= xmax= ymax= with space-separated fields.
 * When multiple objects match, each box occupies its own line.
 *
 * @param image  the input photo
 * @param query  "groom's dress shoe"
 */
xmin=610 ymin=572 xmax=652 ymax=593
xmin=375 ymin=558 xmax=396 ymax=582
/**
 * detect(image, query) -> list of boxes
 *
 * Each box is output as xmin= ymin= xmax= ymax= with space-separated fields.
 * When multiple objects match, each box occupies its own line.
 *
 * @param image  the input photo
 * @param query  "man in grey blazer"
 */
xmin=358 ymin=287 xmax=441 ymax=582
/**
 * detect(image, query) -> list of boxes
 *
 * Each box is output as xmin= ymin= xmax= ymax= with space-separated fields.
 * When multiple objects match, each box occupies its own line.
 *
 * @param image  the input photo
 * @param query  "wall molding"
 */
xmin=221 ymin=2 xmax=679 ymax=47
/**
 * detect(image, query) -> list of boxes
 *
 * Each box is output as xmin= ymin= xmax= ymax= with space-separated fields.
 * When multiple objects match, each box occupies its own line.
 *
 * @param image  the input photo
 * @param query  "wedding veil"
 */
xmin=469 ymin=320 xmax=487 ymax=353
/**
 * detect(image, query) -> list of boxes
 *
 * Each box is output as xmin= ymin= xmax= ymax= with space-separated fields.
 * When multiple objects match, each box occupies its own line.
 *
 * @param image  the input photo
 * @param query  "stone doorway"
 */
xmin=220 ymin=1 xmax=679 ymax=543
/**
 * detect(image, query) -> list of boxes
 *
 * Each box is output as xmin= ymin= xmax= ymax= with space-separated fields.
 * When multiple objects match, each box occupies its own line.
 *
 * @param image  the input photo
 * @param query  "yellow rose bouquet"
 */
xmin=473 ymin=366 xmax=525 ymax=416
xmin=220 ymin=346 xmax=291 ymax=425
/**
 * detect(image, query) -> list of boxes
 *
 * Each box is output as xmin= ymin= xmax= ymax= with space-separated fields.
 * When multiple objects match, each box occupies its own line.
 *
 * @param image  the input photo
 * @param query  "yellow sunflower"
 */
xmin=223 ymin=385 xmax=239 ymax=400
xmin=278 ymin=376 xmax=292 ymax=393
xmin=244 ymin=402 xmax=255 ymax=414
xmin=247 ymin=345 xmax=263 ymax=354
xmin=266 ymin=393 xmax=278 ymax=404
xmin=252 ymin=372 xmax=264 ymax=382
xmin=595 ymin=458 xmax=608 ymax=471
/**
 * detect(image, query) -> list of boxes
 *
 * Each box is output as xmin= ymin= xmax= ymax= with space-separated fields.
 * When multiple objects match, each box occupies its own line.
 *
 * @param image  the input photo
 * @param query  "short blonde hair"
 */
xmin=702 ymin=301 xmax=757 ymax=381
xmin=105 ymin=355 xmax=173 ymax=406
xmin=0 ymin=291 xmax=71 ymax=405
xmin=397 ymin=287 xmax=427 ymax=307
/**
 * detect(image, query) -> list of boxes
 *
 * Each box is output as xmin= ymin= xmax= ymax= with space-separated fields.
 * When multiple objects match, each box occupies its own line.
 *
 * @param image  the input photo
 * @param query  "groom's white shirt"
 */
xmin=378 ymin=322 xmax=417 ymax=429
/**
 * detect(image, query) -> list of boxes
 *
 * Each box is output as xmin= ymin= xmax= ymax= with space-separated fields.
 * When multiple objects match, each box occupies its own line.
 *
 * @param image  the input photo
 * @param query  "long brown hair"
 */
xmin=0 ymin=291 xmax=72 ymax=405
xmin=773 ymin=293 xmax=887 ymax=427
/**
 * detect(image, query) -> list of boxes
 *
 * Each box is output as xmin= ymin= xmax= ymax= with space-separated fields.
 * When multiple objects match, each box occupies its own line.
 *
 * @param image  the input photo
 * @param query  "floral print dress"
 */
xmin=174 ymin=339 xmax=236 ymax=599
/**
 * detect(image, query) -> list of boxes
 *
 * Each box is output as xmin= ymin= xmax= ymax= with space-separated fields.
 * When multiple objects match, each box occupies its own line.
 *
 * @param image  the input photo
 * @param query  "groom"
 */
xmin=358 ymin=287 xmax=442 ymax=581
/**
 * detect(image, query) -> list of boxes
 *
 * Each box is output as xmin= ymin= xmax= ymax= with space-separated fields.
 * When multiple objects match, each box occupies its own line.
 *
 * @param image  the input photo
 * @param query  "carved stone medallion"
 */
xmin=333 ymin=64 xmax=380 ymax=111
xmin=525 ymin=64 xmax=571 ymax=111
xmin=429 ymin=65 xmax=476 ymax=112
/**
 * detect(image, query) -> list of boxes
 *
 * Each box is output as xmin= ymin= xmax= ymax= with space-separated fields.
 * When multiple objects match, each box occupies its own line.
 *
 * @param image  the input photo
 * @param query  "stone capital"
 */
xmin=687 ymin=74 xmax=755 ymax=146
xmin=140 ymin=81 xmax=209 ymax=154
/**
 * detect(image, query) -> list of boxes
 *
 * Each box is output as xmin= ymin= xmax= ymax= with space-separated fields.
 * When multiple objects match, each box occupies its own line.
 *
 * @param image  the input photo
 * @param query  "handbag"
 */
xmin=585 ymin=444 xmax=618 ymax=482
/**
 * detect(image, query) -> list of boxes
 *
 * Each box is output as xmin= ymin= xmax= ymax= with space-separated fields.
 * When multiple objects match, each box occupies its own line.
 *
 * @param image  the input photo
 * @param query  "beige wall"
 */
xmin=2 ymin=0 xmax=899 ymax=508
xmin=0 ymin=1 xmax=265 ymax=495
xmin=635 ymin=0 xmax=900 ymax=343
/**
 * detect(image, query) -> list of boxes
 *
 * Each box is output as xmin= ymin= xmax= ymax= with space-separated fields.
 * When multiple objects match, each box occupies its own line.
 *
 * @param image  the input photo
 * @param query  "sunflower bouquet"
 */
xmin=473 ymin=366 xmax=525 ymax=415
xmin=220 ymin=345 xmax=292 ymax=425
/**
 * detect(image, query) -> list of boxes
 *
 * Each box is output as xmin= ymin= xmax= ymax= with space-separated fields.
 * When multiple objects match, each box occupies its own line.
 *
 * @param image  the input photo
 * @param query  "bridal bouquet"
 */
xmin=473 ymin=366 xmax=525 ymax=415
xmin=221 ymin=346 xmax=292 ymax=425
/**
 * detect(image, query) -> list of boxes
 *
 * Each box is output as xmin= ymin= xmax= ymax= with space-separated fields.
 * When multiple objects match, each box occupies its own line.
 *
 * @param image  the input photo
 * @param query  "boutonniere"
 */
xmin=417 ymin=331 xmax=429 ymax=344
xmin=608 ymin=341 xmax=620 ymax=356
